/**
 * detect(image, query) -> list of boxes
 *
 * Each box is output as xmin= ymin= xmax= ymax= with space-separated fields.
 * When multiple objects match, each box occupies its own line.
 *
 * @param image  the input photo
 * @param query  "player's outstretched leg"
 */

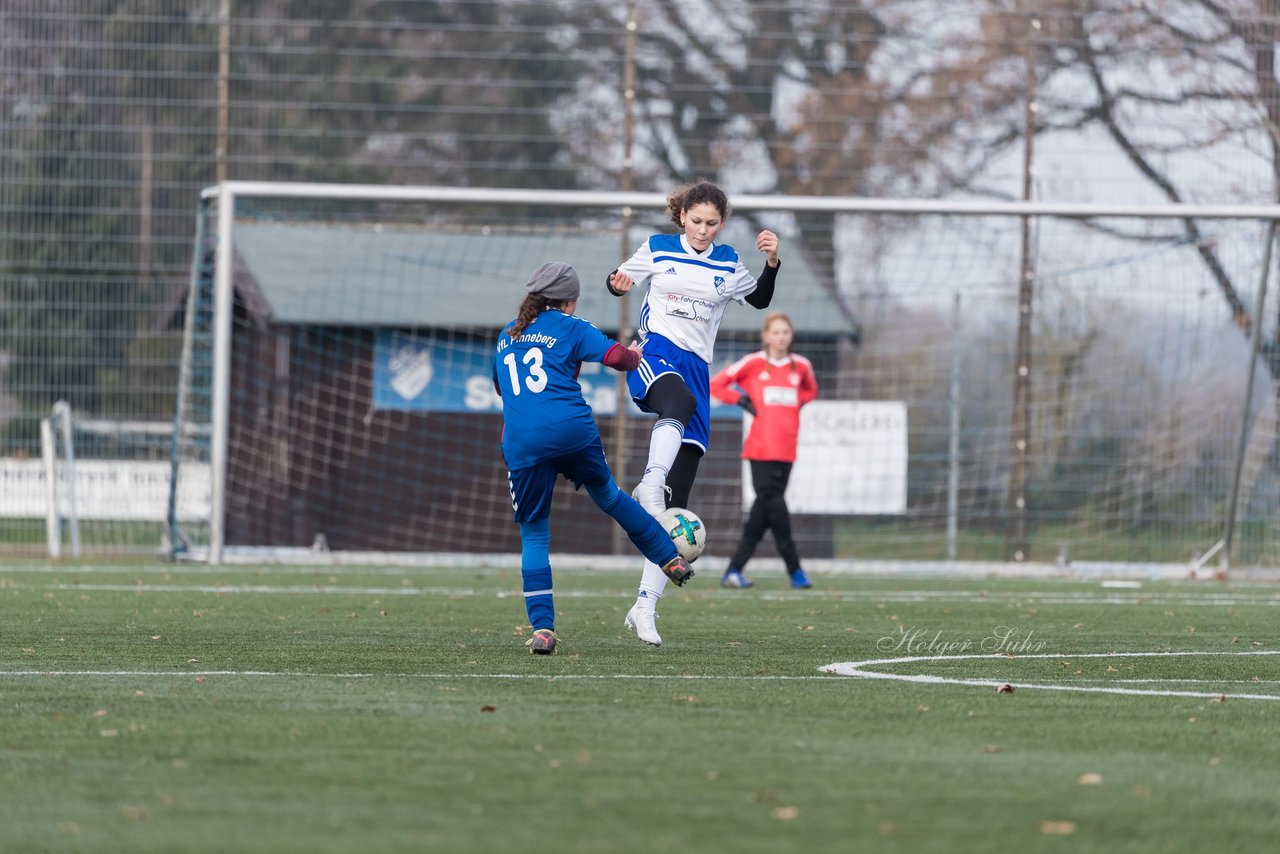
xmin=587 ymin=481 xmax=694 ymax=586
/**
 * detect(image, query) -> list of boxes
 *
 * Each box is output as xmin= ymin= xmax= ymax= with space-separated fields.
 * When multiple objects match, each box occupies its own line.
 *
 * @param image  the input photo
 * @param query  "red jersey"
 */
xmin=711 ymin=351 xmax=818 ymax=462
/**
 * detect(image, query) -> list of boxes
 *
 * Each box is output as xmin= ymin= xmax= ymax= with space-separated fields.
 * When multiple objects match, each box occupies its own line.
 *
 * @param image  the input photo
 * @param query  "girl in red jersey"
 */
xmin=710 ymin=312 xmax=819 ymax=589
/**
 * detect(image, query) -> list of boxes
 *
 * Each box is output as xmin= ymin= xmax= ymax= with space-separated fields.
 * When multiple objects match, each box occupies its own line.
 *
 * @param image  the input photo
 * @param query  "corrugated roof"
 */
xmin=232 ymin=220 xmax=853 ymax=334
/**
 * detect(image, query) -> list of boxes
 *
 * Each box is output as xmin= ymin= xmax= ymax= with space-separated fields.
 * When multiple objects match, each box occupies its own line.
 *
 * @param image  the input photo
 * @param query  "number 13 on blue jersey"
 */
xmin=501 ymin=348 xmax=548 ymax=395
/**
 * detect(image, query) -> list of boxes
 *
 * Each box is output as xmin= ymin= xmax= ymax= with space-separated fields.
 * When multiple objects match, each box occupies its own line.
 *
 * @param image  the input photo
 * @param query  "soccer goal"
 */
xmin=169 ymin=182 xmax=1280 ymax=571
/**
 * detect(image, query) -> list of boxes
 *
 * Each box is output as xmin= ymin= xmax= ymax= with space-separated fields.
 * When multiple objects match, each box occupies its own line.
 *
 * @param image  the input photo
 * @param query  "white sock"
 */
xmin=642 ymin=419 xmax=684 ymax=486
xmin=634 ymin=559 xmax=669 ymax=610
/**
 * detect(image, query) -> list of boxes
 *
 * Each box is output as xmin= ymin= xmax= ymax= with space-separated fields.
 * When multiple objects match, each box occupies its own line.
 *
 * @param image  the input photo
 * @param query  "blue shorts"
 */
xmin=506 ymin=435 xmax=615 ymax=523
xmin=627 ymin=334 xmax=711 ymax=452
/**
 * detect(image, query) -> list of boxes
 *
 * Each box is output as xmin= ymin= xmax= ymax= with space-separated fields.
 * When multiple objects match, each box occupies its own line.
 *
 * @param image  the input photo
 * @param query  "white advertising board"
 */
xmin=0 ymin=459 xmax=211 ymax=521
xmin=742 ymin=400 xmax=908 ymax=515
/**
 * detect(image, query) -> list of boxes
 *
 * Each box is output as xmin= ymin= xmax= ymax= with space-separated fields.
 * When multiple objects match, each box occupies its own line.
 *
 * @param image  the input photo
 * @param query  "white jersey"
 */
xmin=619 ymin=233 xmax=759 ymax=363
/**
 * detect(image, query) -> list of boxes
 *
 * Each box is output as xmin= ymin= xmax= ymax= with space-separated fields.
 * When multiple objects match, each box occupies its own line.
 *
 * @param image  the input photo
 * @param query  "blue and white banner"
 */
xmin=373 ymin=331 xmax=743 ymax=417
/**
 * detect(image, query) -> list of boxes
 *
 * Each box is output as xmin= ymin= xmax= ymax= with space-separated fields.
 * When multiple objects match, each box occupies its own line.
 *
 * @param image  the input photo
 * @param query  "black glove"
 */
xmin=737 ymin=394 xmax=757 ymax=416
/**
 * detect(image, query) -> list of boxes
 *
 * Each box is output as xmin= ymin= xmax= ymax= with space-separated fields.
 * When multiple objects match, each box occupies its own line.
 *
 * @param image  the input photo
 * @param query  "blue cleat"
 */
xmin=790 ymin=568 xmax=813 ymax=589
xmin=721 ymin=569 xmax=754 ymax=589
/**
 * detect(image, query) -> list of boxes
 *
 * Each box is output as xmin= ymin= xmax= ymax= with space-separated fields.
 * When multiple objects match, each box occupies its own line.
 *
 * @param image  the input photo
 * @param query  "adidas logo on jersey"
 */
xmin=662 ymin=266 xmax=677 ymax=275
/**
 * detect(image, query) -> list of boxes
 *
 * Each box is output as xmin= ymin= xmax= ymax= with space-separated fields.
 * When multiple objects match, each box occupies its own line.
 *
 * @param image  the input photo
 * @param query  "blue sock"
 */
xmin=519 ymin=518 xmax=554 ymax=630
xmin=587 ymin=481 xmax=677 ymax=566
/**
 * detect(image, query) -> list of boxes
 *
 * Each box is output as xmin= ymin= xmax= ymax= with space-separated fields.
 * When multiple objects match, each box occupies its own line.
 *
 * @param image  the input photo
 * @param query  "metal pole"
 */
xmin=216 ymin=0 xmax=230 ymax=185
xmin=1220 ymin=221 xmax=1276 ymax=570
xmin=209 ymin=184 xmax=236 ymax=565
xmin=611 ymin=5 xmax=639 ymax=555
xmin=167 ymin=198 xmax=212 ymax=557
xmin=41 ymin=418 xmax=61 ymax=559
xmin=947 ymin=293 xmax=962 ymax=560
xmin=53 ymin=401 xmax=81 ymax=557
xmin=1007 ymin=2 xmax=1039 ymax=562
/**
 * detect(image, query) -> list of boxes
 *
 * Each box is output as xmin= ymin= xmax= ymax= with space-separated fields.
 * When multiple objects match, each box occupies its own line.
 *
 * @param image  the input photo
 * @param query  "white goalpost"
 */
xmin=171 ymin=181 xmax=1280 ymax=571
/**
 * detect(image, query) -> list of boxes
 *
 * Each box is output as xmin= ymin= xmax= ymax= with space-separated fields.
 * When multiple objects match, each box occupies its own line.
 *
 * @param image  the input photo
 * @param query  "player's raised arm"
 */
xmin=606 ymin=269 xmax=635 ymax=296
xmin=744 ymin=229 xmax=780 ymax=310
xmin=757 ymin=228 xmax=780 ymax=268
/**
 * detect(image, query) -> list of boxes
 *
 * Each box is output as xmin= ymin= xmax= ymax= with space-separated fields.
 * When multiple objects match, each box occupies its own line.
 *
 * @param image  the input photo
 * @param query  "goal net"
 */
xmin=169 ymin=183 xmax=1280 ymax=570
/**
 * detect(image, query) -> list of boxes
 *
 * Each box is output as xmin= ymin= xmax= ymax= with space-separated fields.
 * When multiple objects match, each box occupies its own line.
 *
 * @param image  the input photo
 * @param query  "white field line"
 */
xmin=0 ymin=670 xmax=820 ymax=680
xmin=7 ymin=561 xmax=1280 ymax=588
xmin=5 ymin=651 xmax=1280 ymax=700
xmin=820 ymin=650 xmax=1280 ymax=701
xmin=15 ymin=581 xmax=1280 ymax=607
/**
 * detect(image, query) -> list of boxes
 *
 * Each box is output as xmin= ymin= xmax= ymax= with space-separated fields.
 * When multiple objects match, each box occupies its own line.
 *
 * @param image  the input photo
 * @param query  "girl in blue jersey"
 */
xmin=494 ymin=261 xmax=694 ymax=655
xmin=606 ymin=182 xmax=779 ymax=646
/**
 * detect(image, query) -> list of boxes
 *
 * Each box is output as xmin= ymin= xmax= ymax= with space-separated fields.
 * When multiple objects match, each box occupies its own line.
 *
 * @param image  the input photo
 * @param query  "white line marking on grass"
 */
xmin=0 ymin=670 xmax=824 ymax=681
xmin=1069 ymin=678 xmax=1280 ymax=685
xmin=820 ymin=650 xmax=1280 ymax=700
xmin=36 ymin=583 xmax=450 ymax=596
xmin=18 ymin=582 xmax=1280 ymax=608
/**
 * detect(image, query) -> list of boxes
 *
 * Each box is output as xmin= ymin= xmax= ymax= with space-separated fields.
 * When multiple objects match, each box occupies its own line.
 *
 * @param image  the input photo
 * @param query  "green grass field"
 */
xmin=3 ymin=562 xmax=1279 ymax=853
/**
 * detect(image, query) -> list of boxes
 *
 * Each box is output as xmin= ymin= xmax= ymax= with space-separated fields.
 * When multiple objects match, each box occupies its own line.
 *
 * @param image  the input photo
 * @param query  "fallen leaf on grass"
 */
xmin=479 ymin=705 xmax=496 ymax=713
xmin=996 ymin=683 xmax=1015 ymax=693
xmin=772 ymin=806 xmax=799 ymax=820
xmin=1039 ymin=821 xmax=1077 ymax=835
xmin=1077 ymin=772 xmax=1103 ymax=785
xmin=981 ymin=744 xmax=1002 ymax=754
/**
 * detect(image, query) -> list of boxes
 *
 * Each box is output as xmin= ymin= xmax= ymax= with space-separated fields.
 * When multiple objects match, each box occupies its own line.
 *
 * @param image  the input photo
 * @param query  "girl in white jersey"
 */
xmin=606 ymin=181 xmax=780 ymax=646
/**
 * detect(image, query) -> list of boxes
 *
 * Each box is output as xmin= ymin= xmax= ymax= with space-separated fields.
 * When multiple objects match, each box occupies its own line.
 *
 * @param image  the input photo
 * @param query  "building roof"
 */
xmin=232 ymin=220 xmax=854 ymax=335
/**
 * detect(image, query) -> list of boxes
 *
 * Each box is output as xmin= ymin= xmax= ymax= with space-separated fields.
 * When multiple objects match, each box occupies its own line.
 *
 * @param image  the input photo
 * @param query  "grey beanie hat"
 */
xmin=525 ymin=261 xmax=580 ymax=302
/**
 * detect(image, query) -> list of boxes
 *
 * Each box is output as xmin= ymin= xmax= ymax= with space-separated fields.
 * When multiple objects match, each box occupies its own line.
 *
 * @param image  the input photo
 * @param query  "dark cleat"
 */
xmin=660 ymin=556 xmax=695 ymax=587
xmin=526 ymin=628 xmax=558 ymax=655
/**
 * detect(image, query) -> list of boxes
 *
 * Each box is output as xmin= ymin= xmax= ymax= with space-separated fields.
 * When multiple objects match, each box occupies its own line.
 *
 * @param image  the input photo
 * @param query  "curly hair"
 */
xmin=667 ymin=181 xmax=729 ymax=228
xmin=507 ymin=293 xmax=561 ymax=340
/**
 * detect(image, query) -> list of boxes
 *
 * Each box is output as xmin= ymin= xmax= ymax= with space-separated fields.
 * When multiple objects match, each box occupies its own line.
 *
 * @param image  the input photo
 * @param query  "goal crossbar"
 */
xmin=205 ymin=180 xmax=1280 ymax=221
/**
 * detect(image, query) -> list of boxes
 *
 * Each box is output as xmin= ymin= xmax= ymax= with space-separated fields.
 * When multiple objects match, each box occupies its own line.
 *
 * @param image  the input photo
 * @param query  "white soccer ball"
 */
xmin=658 ymin=506 xmax=707 ymax=562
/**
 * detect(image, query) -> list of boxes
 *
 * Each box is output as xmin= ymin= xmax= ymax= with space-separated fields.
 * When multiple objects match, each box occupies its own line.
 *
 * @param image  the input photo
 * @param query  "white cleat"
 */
xmin=624 ymin=606 xmax=662 ymax=647
xmin=631 ymin=481 xmax=670 ymax=519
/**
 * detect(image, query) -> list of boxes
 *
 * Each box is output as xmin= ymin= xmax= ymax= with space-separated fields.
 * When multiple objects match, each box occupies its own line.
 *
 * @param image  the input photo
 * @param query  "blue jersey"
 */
xmin=493 ymin=309 xmax=615 ymax=469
